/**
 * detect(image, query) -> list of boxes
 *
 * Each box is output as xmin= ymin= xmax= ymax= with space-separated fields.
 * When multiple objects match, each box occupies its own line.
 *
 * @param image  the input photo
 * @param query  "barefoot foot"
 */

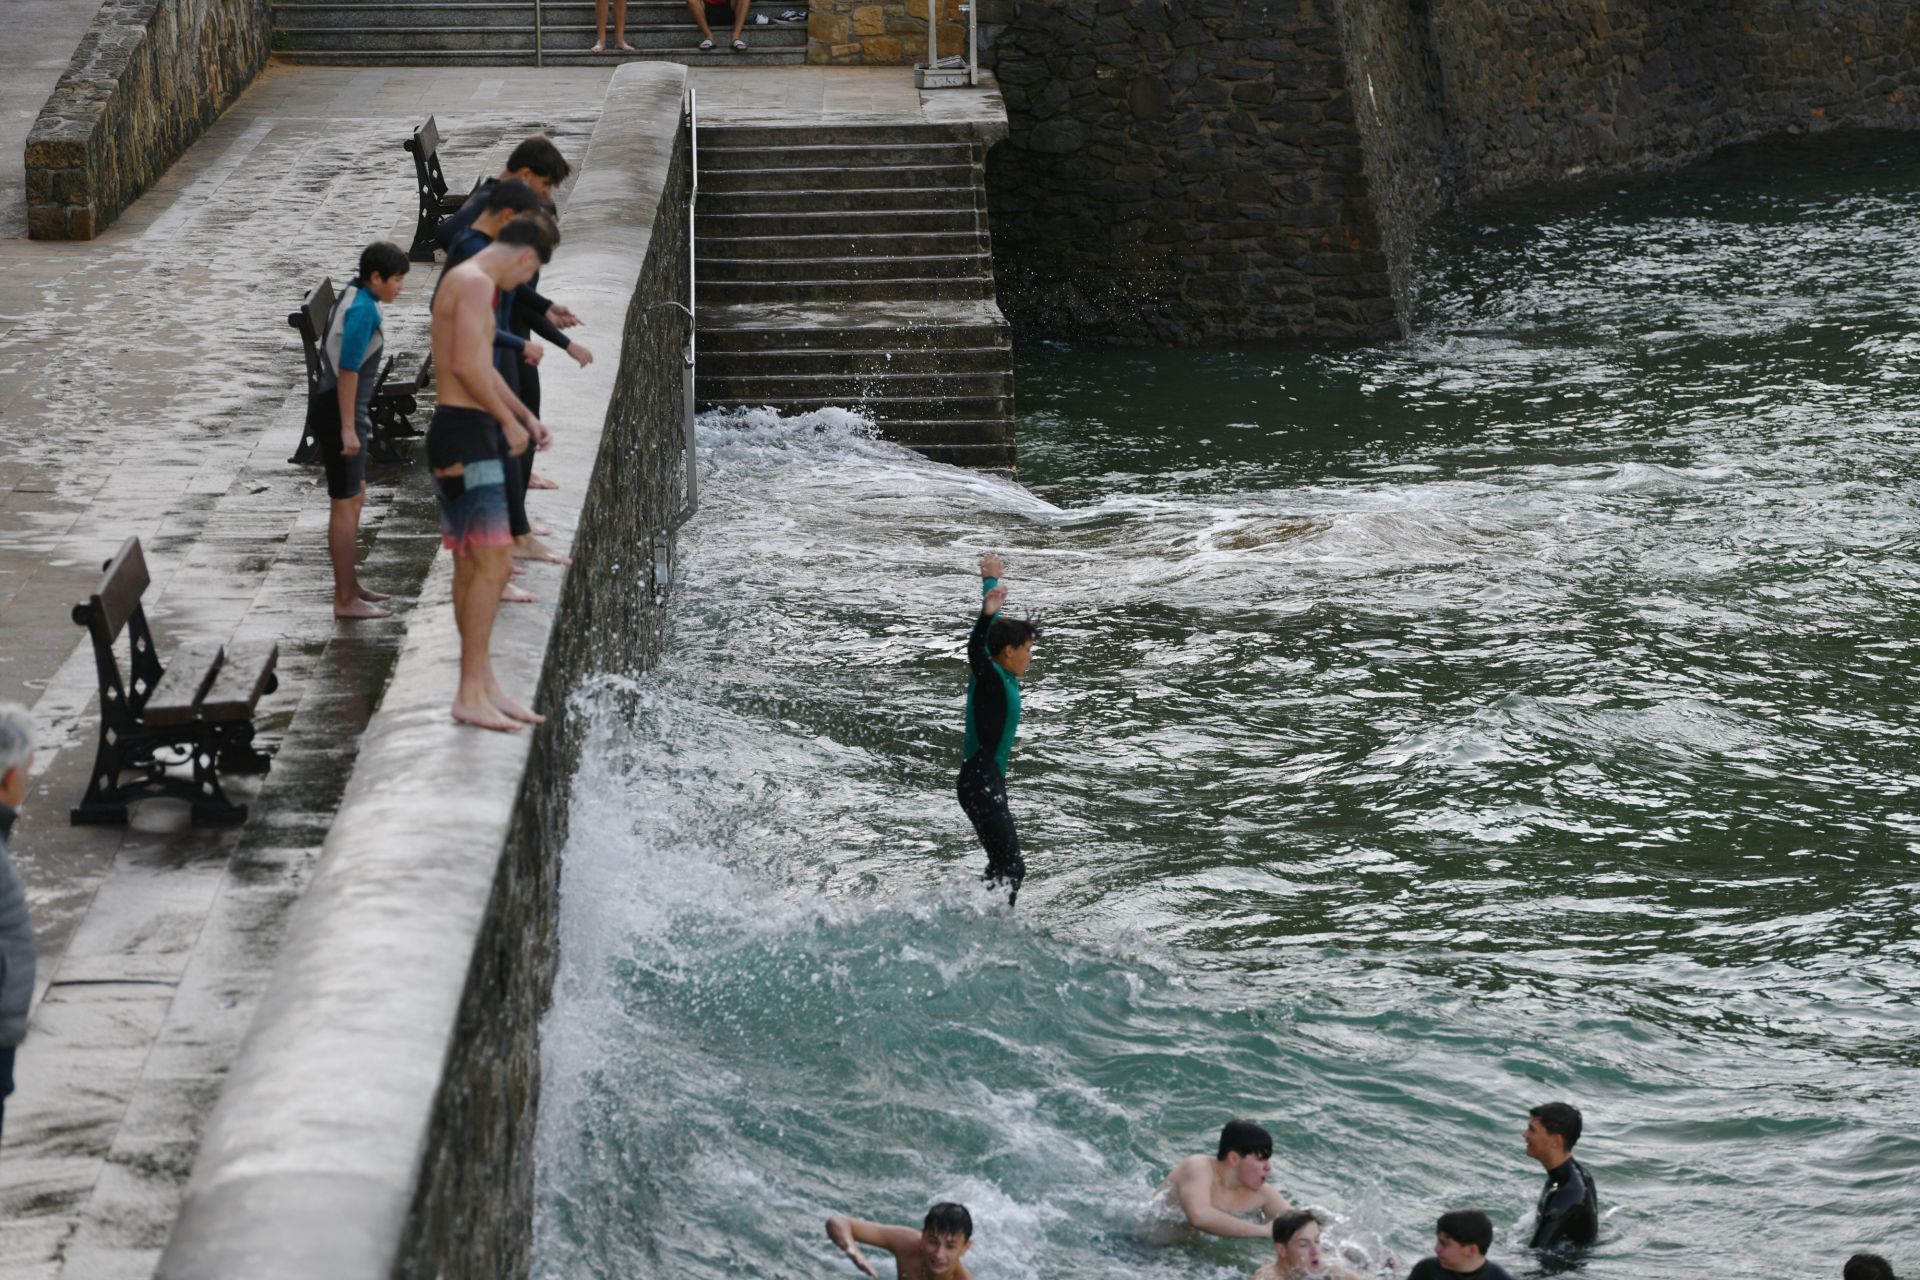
xmin=529 ymin=473 xmax=560 ymax=490
xmin=357 ymin=586 xmax=392 ymax=602
xmin=514 ymin=536 xmax=572 ymax=565
xmin=335 ymin=598 xmax=393 ymax=619
xmin=500 ymin=582 xmax=542 ymax=604
xmin=489 ymin=688 xmax=547 ymax=725
xmin=589 ymin=39 xmax=604 ymax=51
xmin=452 ymin=698 xmax=524 ymax=733
xmin=617 ymin=39 xmax=636 ymax=51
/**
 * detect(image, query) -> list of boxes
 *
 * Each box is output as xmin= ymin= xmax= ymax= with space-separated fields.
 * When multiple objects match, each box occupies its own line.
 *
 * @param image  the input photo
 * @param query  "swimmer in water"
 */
xmin=957 ymin=552 xmax=1037 ymax=905
xmin=1148 ymin=1118 xmax=1293 ymax=1242
xmin=825 ymin=1201 xmax=974 ymax=1280
xmin=1524 ymin=1101 xmax=1597 ymax=1253
xmin=1251 ymin=1210 xmax=1368 ymax=1280
xmin=1407 ymin=1210 xmax=1516 ymax=1280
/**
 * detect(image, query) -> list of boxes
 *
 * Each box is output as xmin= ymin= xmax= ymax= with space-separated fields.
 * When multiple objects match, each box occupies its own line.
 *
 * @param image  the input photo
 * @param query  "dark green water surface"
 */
xmin=533 ymin=133 xmax=1920 ymax=1279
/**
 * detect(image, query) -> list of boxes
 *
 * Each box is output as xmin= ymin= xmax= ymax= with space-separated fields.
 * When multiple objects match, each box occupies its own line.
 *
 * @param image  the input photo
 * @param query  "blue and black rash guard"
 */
xmin=1530 ymin=1158 xmax=1598 ymax=1251
xmin=962 ymin=576 xmax=1022 ymax=774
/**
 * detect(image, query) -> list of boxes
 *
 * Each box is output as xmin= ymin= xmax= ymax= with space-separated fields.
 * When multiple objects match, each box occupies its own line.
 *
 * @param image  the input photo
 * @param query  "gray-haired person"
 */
xmin=0 ymin=704 xmax=36 ymax=1143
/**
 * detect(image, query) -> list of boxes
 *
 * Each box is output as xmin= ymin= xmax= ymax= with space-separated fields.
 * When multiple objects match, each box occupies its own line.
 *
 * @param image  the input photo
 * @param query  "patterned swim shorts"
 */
xmin=425 ymin=405 xmax=513 ymax=556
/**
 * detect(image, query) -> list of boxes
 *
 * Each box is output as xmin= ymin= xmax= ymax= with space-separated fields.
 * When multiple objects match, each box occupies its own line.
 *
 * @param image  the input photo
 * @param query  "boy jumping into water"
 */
xmin=958 ymin=552 xmax=1037 ymax=905
xmin=826 ymin=1202 xmax=974 ymax=1280
xmin=1150 ymin=1118 xmax=1293 ymax=1241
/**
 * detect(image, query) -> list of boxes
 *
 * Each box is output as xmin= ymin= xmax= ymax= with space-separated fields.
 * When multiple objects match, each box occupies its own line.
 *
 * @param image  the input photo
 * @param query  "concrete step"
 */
xmin=910 ymin=439 xmax=1018 ymax=468
xmin=696 ymin=370 xmax=1013 ymax=400
xmin=700 ymin=163 xmax=976 ymax=194
xmin=697 ymin=276 xmax=998 ymax=303
xmin=701 ymin=123 xmax=983 ymax=148
xmin=277 ymin=24 xmax=804 ymax=50
xmin=867 ymin=419 xmax=1016 ymax=447
xmin=697 ymin=393 xmax=1013 ymax=421
xmin=697 ymin=252 xmax=988 ymax=283
xmin=697 ymin=317 xmax=1009 ymax=353
xmin=697 ymin=346 xmax=1011 ymax=377
xmin=695 ymin=230 xmax=986 ymax=260
xmin=699 ymin=142 xmax=976 ymax=170
xmin=700 ymin=186 xmax=981 ymax=214
xmin=275 ymin=0 xmax=801 ymax=23
xmin=696 ymin=209 xmax=981 ymax=237
xmin=279 ymin=46 xmax=806 ymax=63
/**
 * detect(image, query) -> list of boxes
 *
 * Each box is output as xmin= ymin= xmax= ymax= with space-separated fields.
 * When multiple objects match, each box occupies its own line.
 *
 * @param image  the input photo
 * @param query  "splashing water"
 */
xmin=534 ymin=134 xmax=1920 ymax=1279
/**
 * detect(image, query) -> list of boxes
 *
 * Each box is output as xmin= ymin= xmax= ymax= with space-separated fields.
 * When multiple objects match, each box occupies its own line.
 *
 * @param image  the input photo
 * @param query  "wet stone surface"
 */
xmin=0 ymin=63 xmax=609 ymax=1280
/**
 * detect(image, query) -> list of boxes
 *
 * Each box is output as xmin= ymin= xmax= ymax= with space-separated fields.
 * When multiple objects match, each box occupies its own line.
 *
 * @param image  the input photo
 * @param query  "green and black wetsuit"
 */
xmin=958 ymin=576 xmax=1026 ymax=903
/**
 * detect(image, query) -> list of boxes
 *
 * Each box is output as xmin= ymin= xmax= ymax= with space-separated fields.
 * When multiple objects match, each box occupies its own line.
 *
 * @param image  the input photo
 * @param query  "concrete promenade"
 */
xmin=0 ymin=54 xmax=1004 ymax=1277
xmin=0 ymin=60 xmax=611 ymax=1278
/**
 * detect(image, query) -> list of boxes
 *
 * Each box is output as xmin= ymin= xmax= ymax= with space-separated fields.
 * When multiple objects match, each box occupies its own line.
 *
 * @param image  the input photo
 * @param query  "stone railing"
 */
xmin=809 ymin=0 xmax=965 ymax=65
xmin=153 ymin=62 xmax=693 ymax=1280
xmin=25 ymin=0 xmax=273 ymax=240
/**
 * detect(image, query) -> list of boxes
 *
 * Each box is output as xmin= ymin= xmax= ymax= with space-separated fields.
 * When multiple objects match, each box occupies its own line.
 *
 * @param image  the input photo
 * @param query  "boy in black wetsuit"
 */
xmin=1524 ymin=1101 xmax=1599 ymax=1253
xmin=958 ymin=553 xmax=1037 ymax=905
xmin=1408 ymin=1210 xmax=1516 ymax=1280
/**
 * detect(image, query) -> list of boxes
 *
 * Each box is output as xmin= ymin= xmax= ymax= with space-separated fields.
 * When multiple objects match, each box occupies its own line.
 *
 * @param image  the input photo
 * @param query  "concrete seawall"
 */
xmin=154 ymin=61 xmax=692 ymax=1280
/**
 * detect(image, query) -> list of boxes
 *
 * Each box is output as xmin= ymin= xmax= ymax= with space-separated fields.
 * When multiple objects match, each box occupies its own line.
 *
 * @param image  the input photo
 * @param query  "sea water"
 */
xmin=531 ymin=132 xmax=1920 ymax=1278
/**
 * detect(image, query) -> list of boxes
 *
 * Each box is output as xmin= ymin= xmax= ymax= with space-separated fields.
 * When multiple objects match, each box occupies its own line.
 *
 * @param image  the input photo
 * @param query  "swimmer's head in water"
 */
xmin=1217 ymin=1118 xmax=1274 ymax=1188
xmin=1272 ymin=1210 xmax=1329 ymax=1274
xmin=988 ymin=617 xmax=1038 ymax=676
xmin=920 ymin=1203 xmax=973 ymax=1276
xmin=1845 ymin=1255 xmax=1898 ymax=1280
xmin=1525 ymin=1101 xmax=1583 ymax=1162
xmin=1434 ymin=1210 xmax=1493 ymax=1269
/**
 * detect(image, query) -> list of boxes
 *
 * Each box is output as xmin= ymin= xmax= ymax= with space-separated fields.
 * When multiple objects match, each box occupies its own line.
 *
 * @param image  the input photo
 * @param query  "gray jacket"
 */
xmin=0 ymin=807 xmax=35 ymax=1047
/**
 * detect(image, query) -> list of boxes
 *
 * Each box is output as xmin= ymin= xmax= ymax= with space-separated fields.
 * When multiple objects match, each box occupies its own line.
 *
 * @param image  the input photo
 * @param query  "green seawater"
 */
xmin=532 ymin=133 xmax=1920 ymax=1279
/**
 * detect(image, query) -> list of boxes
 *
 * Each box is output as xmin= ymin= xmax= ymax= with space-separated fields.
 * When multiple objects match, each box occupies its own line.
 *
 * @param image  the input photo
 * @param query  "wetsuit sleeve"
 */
xmin=337 ymin=298 xmax=379 ymax=373
xmin=495 ymin=327 xmax=526 ymax=354
xmin=513 ymin=288 xmax=571 ymax=349
xmin=967 ymin=577 xmax=998 ymax=676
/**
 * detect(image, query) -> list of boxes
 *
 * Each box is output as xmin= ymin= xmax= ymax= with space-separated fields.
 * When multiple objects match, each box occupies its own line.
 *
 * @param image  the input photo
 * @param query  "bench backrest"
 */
xmin=405 ymin=116 xmax=449 ymax=204
xmin=86 ymin=537 xmax=150 ymax=649
xmin=287 ymin=276 xmax=336 ymax=394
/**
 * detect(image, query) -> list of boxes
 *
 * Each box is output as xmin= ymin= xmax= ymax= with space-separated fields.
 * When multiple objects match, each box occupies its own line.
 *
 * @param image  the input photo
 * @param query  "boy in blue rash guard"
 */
xmin=313 ymin=240 xmax=408 ymax=619
xmin=958 ymin=552 xmax=1038 ymax=905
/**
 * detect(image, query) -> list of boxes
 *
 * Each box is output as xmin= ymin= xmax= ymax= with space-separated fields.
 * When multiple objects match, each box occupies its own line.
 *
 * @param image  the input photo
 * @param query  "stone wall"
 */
xmin=976 ymin=0 xmax=1920 ymax=345
xmin=1418 ymin=0 xmax=1920 ymax=200
xmin=808 ymin=0 xmax=966 ymax=65
xmin=25 ymin=0 xmax=273 ymax=240
xmin=154 ymin=63 xmax=695 ymax=1280
xmin=977 ymin=0 xmax=1399 ymax=345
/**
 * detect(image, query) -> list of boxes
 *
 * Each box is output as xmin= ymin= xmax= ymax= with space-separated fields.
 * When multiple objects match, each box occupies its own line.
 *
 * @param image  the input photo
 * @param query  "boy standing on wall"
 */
xmin=426 ymin=217 xmax=553 ymax=731
xmin=314 ymin=241 xmax=409 ymax=619
xmin=958 ymin=552 xmax=1038 ymax=906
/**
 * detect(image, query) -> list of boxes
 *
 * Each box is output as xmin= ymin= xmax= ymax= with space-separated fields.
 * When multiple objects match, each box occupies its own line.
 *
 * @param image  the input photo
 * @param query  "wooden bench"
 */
xmin=403 ymin=115 xmax=476 ymax=263
xmin=69 ymin=537 xmax=280 ymax=828
xmin=286 ymin=275 xmax=426 ymax=467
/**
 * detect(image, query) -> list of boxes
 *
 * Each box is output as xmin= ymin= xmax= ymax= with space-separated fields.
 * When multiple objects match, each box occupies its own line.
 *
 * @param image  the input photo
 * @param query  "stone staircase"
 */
xmin=695 ymin=123 xmax=1016 ymax=468
xmin=273 ymin=0 xmax=807 ymax=64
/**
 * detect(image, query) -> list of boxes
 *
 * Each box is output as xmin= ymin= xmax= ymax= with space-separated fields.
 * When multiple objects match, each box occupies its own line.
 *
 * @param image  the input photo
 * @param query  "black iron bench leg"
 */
xmin=408 ymin=211 xmax=439 ymax=264
xmin=187 ymin=743 xmax=248 ymax=827
xmin=214 ymin=721 xmax=273 ymax=777
xmin=69 ymin=729 xmax=132 ymax=825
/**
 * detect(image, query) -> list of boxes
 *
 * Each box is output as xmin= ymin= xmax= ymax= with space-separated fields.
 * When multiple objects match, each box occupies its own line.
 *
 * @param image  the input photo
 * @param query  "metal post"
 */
xmin=967 ymin=0 xmax=978 ymax=85
xmin=534 ymin=0 xmax=544 ymax=67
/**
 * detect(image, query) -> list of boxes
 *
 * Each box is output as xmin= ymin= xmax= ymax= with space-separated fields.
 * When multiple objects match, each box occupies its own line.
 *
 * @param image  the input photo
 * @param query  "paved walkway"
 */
xmin=0 ymin=61 xmax=611 ymax=1279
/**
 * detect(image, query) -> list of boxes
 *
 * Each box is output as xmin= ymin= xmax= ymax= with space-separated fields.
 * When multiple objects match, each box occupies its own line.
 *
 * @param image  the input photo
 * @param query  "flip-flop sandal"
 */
xmin=732 ymin=38 xmax=748 ymax=51
xmin=776 ymin=7 xmax=806 ymax=21
xmin=698 ymin=37 xmax=714 ymax=49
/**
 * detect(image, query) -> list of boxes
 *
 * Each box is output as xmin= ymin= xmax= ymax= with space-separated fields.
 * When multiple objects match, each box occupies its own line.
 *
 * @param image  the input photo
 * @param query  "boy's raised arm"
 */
xmin=825 ymin=1216 xmax=919 ymax=1278
xmin=969 ymin=554 xmax=1007 ymax=673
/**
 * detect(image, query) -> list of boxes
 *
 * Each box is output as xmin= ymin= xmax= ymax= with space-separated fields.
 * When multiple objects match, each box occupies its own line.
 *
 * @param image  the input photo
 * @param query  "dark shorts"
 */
xmin=426 ymin=406 xmax=512 ymax=556
xmin=0 ymin=1043 xmax=14 ymax=1142
xmin=306 ymin=392 xmax=368 ymax=500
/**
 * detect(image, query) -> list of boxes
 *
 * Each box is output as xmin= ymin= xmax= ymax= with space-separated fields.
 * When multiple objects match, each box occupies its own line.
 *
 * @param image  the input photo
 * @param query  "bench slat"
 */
xmin=146 ymin=647 xmax=225 ymax=727
xmin=412 ymin=115 xmax=440 ymax=162
xmin=199 ymin=642 xmax=279 ymax=722
xmin=91 ymin=537 xmax=151 ymax=647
